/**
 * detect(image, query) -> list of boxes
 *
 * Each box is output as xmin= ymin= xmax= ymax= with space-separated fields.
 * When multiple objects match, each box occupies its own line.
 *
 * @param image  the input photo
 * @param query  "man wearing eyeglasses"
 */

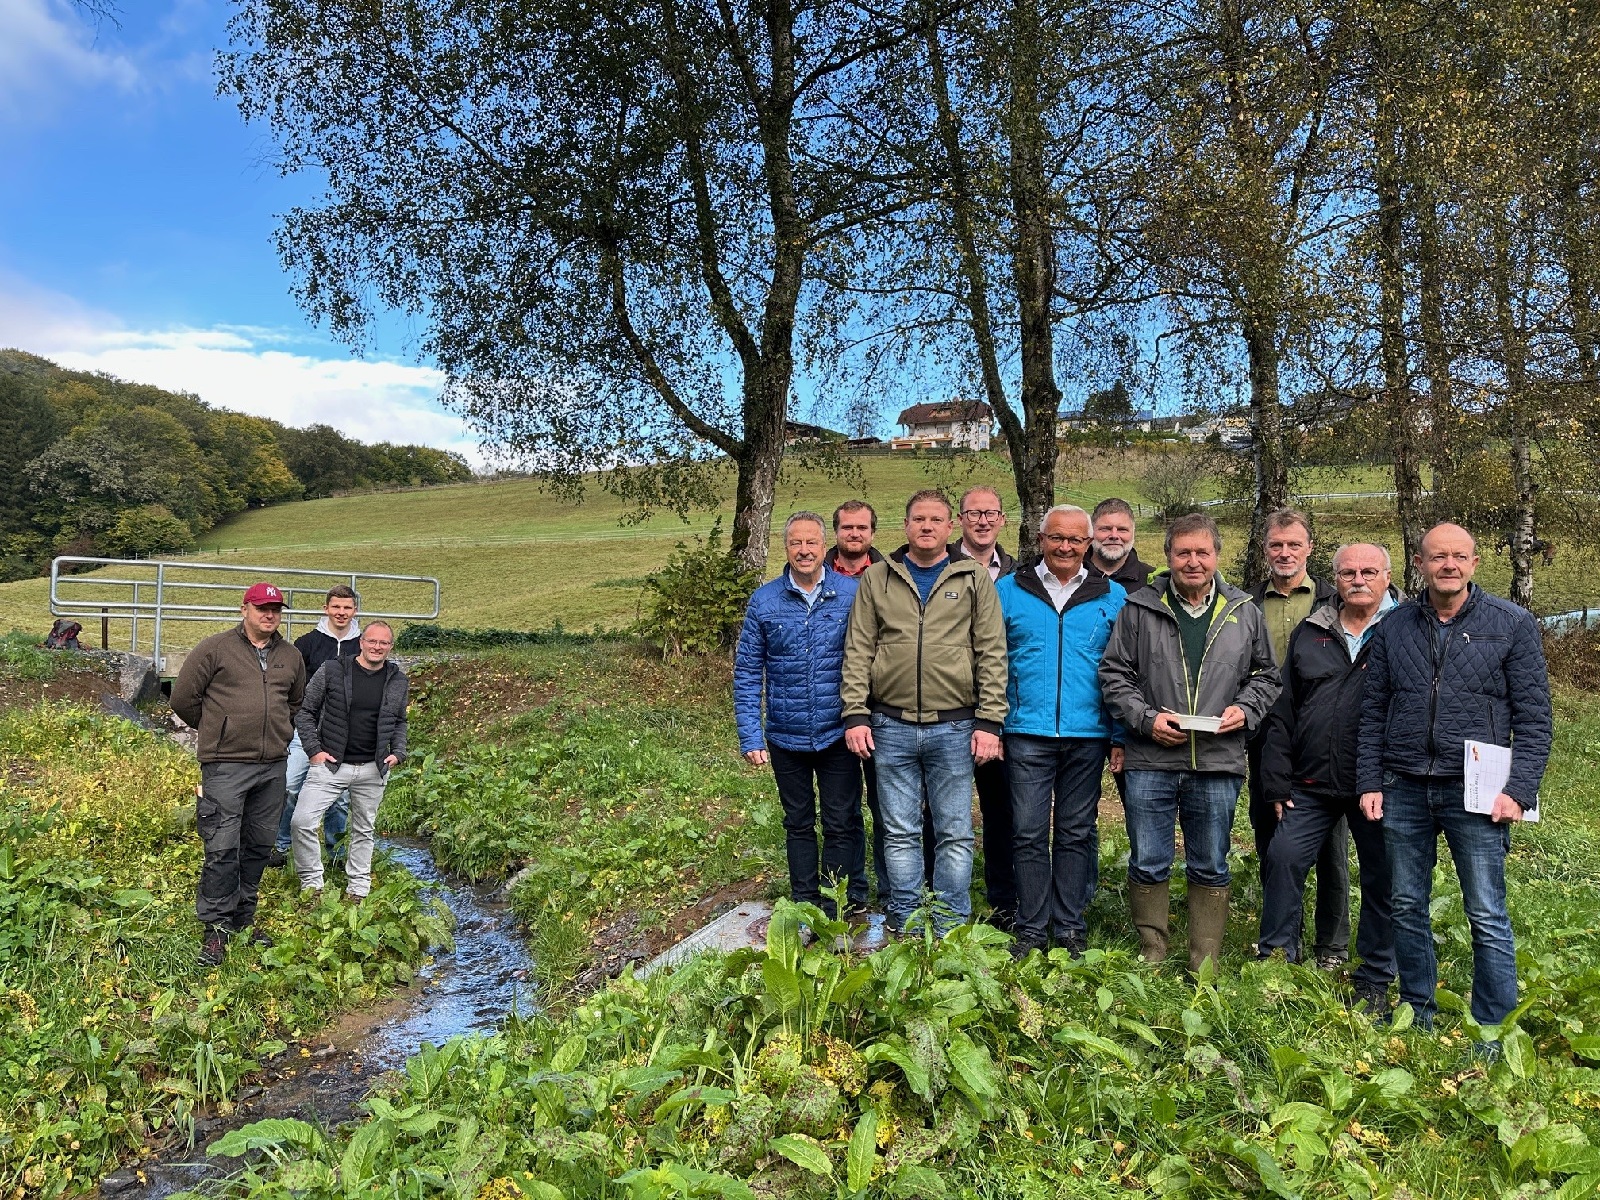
xmin=1258 ymin=543 xmax=1399 ymax=1013
xmin=949 ymin=486 xmax=1018 ymax=929
xmin=995 ymin=505 xmax=1127 ymax=957
xmin=1247 ymin=508 xmax=1348 ymax=970
xmin=1358 ymin=523 xmax=1551 ymax=1040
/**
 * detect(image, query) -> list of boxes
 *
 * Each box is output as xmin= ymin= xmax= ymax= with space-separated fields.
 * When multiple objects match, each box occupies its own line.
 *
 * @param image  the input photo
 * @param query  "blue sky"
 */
xmin=0 ymin=0 xmax=478 ymax=459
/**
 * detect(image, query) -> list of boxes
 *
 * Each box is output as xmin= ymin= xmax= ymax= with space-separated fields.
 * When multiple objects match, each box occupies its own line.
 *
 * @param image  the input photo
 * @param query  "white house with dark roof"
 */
xmin=891 ymin=400 xmax=992 ymax=451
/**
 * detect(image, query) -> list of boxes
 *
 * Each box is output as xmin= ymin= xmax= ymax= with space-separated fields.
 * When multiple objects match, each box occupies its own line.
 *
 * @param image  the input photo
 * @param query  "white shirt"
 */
xmin=1036 ymin=561 xmax=1088 ymax=612
xmin=962 ymin=541 xmax=1004 ymax=581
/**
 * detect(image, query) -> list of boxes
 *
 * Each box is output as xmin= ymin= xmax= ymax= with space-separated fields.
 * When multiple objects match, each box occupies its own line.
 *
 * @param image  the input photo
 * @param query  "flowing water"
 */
xmin=110 ymin=837 xmax=536 ymax=1199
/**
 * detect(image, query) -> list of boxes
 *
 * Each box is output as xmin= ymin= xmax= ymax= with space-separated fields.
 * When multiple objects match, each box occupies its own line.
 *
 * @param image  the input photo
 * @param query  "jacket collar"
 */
xmin=1420 ymin=580 xmax=1482 ymax=623
xmin=234 ymin=623 xmax=283 ymax=651
xmin=1129 ymin=570 xmax=1250 ymax=618
xmin=781 ymin=564 xmax=838 ymax=599
xmin=887 ymin=545 xmax=978 ymax=582
xmin=822 ymin=545 xmax=883 ymax=575
xmin=949 ymin=540 xmax=1015 ymax=573
xmin=1306 ymin=584 xmax=1402 ymax=633
xmin=1013 ymin=555 xmax=1112 ymax=612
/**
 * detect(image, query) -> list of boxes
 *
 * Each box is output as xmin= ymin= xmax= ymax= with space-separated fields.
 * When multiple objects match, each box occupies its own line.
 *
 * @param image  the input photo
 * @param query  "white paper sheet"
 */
xmin=1464 ymin=739 xmax=1539 ymax=823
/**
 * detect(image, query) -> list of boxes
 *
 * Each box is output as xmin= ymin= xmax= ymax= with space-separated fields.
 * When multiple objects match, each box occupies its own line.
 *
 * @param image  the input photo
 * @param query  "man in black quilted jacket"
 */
xmin=292 ymin=620 xmax=408 ymax=902
xmin=1357 ymin=524 xmax=1552 ymax=1036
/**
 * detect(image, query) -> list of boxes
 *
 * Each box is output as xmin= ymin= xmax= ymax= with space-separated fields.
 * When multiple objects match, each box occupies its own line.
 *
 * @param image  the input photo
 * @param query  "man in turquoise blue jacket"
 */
xmin=734 ymin=511 xmax=866 ymax=915
xmin=995 ymin=504 xmax=1127 ymax=956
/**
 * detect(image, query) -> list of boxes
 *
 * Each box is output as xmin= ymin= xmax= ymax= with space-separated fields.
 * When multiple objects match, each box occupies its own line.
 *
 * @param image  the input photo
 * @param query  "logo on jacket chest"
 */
xmin=943 ymin=591 xmax=960 ymax=600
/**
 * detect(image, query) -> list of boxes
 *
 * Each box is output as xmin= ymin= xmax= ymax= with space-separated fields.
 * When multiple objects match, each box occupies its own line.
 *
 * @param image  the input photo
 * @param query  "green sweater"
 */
xmin=1167 ymin=584 xmax=1217 ymax=693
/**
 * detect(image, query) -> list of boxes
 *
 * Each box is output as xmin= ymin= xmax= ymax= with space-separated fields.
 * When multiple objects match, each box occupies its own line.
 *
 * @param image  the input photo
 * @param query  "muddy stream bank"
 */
xmin=106 ymin=838 xmax=536 ymax=1199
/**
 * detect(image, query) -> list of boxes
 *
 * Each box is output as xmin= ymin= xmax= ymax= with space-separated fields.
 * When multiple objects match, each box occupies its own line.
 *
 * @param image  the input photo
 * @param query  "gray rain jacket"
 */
xmin=1098 ymin=572 xmax=1281 ymax=773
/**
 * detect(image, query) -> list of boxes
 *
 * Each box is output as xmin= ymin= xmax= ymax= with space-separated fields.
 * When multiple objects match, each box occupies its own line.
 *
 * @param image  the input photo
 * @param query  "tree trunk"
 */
xmin=729 ymin=365 xmax=788 ymax=572
xmin=1242 ymin=316 xmax=1289 ymax=585
xmin=1375 ymin=67 xmax=1426 ymax=591
xmin=1492 ymin=216 xmax=1536 ymax=609
xmin=1414 ymin=185 xmax=1457 ymax=523
xmin=1005 ymin=0 xmax=1061 ymax=557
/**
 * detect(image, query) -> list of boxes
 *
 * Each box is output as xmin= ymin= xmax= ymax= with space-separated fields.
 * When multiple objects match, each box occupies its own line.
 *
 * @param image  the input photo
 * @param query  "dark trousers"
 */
xmin=1006 ymin=735 xmax=1107 ymax=942
xmin=1248 ymin=739 xmax=1350 ymax=956
xmin=1259 ymin=791 xmax=1395 ymax=990
xmin=770 ymin=740 xmax=867 ymax=913
xmin=975 ymin=757 xmax=1015 ymax=919
xmin=196 ymin=759 xmax=287 ymax=930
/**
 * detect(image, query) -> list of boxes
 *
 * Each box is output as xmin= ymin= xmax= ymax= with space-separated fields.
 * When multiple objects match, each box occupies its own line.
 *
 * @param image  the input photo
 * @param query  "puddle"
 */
xmin=108 ymin=837 xmax=535 ymax=1199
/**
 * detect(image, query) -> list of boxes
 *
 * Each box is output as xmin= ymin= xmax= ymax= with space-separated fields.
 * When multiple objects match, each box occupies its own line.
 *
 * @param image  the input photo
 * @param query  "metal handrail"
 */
xmin=50 ymin=556 xmax=441 ymax=671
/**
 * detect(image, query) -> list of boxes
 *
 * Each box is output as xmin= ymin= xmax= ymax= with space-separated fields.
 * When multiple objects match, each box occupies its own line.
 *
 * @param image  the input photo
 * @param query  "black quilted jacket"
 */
xmin=1355 ymin=584 xmax=1551 ymax=808
xmin=294 ymin=657 xmax=410 ymax=777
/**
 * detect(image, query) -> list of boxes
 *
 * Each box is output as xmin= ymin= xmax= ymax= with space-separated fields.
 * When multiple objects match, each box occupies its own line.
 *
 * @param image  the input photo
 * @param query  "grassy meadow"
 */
xmin=7 ymin=449 xmax=1587 ymax=658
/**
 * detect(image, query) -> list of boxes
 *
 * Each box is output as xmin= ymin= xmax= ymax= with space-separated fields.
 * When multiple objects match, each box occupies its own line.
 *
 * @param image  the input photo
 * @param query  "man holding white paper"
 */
xmin=1100 ymin=512 xmax=1280 ymax=973
xmin=1357 ymin=523 xmax=1552 ymax=1036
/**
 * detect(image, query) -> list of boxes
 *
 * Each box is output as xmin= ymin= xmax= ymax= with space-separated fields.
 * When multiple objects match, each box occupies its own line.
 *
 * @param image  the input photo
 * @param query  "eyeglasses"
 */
xmin=960 ymin=509 xmax=1003 ymax=521
xmin=1042 ymin=534 xmax=1091 ymax=548
xmin=1335 ymin=567 xmax=1384 ymax=580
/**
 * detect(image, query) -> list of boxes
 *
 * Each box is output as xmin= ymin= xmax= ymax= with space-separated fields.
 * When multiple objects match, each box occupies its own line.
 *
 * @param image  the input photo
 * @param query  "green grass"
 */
xmin=8 ymin=450 xmax=1585 ymax=656
xmin=0 ymin=704 xmax=452 ymax=1196
xmin=178 ymin=646 xmax=1600 ymax=1199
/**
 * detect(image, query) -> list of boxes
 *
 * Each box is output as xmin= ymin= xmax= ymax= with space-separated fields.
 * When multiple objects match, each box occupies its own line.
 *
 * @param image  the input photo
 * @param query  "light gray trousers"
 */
xmin=293 ymin=760 xmax=387 ymax=896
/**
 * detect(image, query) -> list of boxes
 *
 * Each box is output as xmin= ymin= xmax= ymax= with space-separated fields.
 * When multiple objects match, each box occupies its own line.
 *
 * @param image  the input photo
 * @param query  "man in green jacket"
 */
xmin=842 ymin=489 xmax=1008 ymax=935
xmin=172 ymin=582 xmax=308 ymax=965
xmin=1098 ymin=513 xmax=1280 ymax=972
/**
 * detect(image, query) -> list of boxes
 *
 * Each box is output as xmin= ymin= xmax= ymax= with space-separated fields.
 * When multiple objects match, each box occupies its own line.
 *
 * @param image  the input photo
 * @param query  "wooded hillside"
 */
xmin=0 ymin=349 xmax=472 ymax=580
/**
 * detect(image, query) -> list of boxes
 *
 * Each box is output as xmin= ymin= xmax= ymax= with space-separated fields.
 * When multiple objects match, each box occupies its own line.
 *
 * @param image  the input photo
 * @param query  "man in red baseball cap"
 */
xmin=171 ymin=581 xmax=308 ymax=965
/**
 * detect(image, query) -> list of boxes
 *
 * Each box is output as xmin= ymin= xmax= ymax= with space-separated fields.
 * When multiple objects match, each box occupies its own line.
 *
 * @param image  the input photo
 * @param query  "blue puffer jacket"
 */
xmin=1355 ymin=584 xmax=1552 ymax=808
xmin=996 ymin=561 xmax=1126 ymax=740
xmin=734 ymin=567 xmax=860 ymax=753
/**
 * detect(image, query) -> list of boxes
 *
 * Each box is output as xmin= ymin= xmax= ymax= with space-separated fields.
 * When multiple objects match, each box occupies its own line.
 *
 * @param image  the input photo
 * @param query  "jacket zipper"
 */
xmin=1425 ymin=613 xmax=1456 ymax=773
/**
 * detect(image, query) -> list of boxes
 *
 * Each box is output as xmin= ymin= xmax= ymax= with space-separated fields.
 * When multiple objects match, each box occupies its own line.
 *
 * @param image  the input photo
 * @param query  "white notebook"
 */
xmin=1464 ymin=740 xmax=1539 ymax=823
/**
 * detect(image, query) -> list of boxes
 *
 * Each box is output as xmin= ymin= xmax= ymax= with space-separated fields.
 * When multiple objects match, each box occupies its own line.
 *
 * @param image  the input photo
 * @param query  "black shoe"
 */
xmin=1009 ymin=936 xmax=1046 ymax=962
xmin=1058 ymin=931 xmax=1088 ymax=959
xmin=232 ymin=925 xmax=274 ymax=949
xmin=266 ymin=848 xmax=288 ymax=869
xmin=198 ymin=926 xmax=228 ymax=966
xmin=1350 ymin=983 xmax=1392 ymax=1020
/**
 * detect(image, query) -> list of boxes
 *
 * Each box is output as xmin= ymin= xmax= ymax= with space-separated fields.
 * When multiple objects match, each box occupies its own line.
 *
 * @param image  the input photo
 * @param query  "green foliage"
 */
xmin=636 ymin=524 xmax=760 ymax=658
xmin=0 ymin=703 xmax=449 ymax=1195
xmin=102 ymin=503 xmax=196 ymax=558
xmin=0 ymin=350 xmax=474 ymax=576
xmin=1140 ymin=448 xmax=1213 ymax=520
xmin=0 ymin=630 xmax=81 ymax=681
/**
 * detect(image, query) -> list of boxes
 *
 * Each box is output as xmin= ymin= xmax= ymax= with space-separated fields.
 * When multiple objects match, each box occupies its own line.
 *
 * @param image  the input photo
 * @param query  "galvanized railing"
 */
xmin=50 ymin=557 xmax=441 ymax=672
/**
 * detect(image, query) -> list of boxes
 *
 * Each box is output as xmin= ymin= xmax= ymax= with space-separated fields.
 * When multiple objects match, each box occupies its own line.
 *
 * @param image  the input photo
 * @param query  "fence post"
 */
xmin=101 ymin=608 xmax=109 ymax=651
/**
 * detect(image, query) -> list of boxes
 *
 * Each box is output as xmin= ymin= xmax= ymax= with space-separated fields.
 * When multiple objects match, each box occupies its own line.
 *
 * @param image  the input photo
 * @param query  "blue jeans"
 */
xmin=1122 ymin=770 xmax=1242 ymax=888
xmin=274 ymin=733 xmax=347 ymax=857
xmin=871 ymin=714 xmax=975 ymax=932
xmin=1006 ymin=735 xmax=1107 ymax=943
xmin=1381 ymin=772 xmax=1517 ymax=1027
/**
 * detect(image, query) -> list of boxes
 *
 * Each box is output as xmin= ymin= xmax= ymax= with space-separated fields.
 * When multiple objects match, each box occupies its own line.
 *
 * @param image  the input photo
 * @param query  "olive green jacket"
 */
xmin=840 ymin=550 xmax=1008 ymax=735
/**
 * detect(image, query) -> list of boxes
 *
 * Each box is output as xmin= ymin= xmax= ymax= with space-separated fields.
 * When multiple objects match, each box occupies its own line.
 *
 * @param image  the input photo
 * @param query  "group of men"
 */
xmin=171 ymin=583 xmax=411 ymax=965
xmin=735 ymin=489 xmax=1552 ymax=1034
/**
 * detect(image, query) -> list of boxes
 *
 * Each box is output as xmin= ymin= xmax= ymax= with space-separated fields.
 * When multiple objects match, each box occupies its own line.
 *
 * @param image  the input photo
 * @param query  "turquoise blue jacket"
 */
xmin=996 ymin=561 xmax=1126 ymax=740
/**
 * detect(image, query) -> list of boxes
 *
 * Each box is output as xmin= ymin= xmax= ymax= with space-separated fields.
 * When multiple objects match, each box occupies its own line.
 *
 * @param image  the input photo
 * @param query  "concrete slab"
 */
xmin=639 ymin=901 xmax=772 ymax=977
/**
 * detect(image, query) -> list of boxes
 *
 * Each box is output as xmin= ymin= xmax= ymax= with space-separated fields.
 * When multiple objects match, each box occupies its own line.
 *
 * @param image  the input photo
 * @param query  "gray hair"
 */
xmin=1333 ymin=542 xmax=1392 ymax=571
xmin=1038 ymin=503 xmax=1090 ymax=534
xmin=784 ymin=511 xmax=828 ymax=540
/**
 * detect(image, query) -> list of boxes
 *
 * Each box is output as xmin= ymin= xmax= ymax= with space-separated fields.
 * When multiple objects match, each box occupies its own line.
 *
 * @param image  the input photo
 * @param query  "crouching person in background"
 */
xmin=292 ymin=621 xmax=408 ymax=903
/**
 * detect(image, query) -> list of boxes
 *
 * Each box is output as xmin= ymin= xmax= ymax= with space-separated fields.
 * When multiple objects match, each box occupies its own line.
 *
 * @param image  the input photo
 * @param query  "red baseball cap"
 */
xmin=243 ymin=582 xmax=286 ymax=607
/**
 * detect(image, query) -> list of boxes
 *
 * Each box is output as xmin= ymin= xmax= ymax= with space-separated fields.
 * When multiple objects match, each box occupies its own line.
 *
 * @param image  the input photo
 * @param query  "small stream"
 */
xmin=114 ymin=837 xmax=536 ymax=1198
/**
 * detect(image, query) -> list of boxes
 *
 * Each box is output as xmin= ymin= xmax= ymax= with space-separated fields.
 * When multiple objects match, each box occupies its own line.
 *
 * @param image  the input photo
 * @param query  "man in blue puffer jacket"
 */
xmin=996 ymin=505 xmax=1127 ymax=957
xmin=1358 ymin=523 xmax=1552 ymax=1035
xmin=734 ymin=511 xmax=866 ymax=916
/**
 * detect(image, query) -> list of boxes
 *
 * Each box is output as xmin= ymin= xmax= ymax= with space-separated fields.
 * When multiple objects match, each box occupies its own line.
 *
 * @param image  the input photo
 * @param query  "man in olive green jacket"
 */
xmin=1097 ymin=513 xmax=1279 ymax=973
xmin=172 ymin=582 xmax=307 ymax=964
xmin=842 ymin=490 xmax=1008 ymax=934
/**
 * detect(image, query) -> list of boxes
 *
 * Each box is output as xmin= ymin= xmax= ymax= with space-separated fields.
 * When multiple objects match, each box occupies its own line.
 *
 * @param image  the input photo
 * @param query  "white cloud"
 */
xmin=0 ymin=273 xmax=487 ymax=465
xmin=0 ymin=0 xmax=140 ymax=120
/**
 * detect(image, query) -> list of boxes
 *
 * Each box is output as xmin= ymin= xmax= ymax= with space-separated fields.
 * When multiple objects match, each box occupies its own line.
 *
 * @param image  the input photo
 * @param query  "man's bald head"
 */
xmin=1415 ymin=522 xmax=1479 ymax=607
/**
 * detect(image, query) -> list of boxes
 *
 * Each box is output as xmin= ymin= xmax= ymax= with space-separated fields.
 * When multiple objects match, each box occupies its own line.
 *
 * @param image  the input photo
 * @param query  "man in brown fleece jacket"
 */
xmin=171 ymin=582 xmax=307 ymax=964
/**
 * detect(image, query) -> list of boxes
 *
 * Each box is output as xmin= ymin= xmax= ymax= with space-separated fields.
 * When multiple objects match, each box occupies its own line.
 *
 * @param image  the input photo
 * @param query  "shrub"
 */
xmin=1139 ymin=450 xmax=1211 ymax=520
xmin=102 ymin=504 xmax=194 ymax=558
xmin=395 ymin=624 xmax=619 ymax=651
xmin=635 ymin=523 xmax=759 ymax=658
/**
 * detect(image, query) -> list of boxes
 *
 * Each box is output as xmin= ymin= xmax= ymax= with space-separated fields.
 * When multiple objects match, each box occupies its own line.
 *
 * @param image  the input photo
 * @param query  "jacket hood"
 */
xmin=315 ymin=616 xmax=362 ymax=641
